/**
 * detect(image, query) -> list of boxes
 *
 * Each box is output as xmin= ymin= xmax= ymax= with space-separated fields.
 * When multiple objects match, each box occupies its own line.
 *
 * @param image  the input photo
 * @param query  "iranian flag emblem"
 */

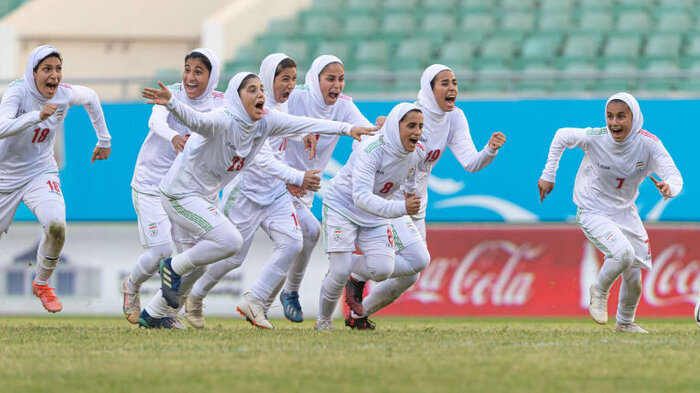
xmin=148 ymin=223 xmax=158 ymax=237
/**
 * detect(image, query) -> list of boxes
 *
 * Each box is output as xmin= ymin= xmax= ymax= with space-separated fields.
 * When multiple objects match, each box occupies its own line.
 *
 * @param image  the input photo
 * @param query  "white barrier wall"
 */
xmin=0 ymin=223 xmax=332 ymax=318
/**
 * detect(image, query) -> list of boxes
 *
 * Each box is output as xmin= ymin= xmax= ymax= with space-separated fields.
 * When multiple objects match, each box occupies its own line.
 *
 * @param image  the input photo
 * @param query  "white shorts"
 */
xmin=576 ymin=207 xmax=652 ymax=270
xmin=0 ymin=173 xmax=64 ymax=236
xmin=160 ymin=193 xmax=229 ymax=242
xmin=391 ymin=215 xmax=426 ymax=251
xmin=219 ymin=189 xmax=302 ymax=264
xmin=322 ymin=204 xmax=394 ymax=255
xmin=132 ymin=189 xmax=172 ymax=248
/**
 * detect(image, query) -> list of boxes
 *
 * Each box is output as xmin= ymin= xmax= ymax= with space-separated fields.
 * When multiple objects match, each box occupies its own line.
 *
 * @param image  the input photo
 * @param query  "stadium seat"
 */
xmin=615 ymin=0 xmax=654 ymax=12
xmin=577 ymin=11 xmax=614 ymax=33
xmin=499 ymin=12 xmax=536 ymax=35
xmin=382 ymin=0 xmax=418 ymax=13
xmin=421 ymin=14 xmax=456 ymax=43
xmin=300 ymin=15 xmax=339 ymax=41
xmin=256 ymin=19 xmax=300 ymax=53
xmin=602 ymin=35 xmax=642 ymax=64
xmin=390 ymin=38 xmax=433 ymax=71
xmin=275 ymin=41 xmax=311 ymax=64
xmin=538 ymin=12 xmax=573 ymax=33
xmin=345 ymin=64 xmax=389 ymax=94
xmin=354 ymin=41 xmax=391 ymax=67
xmin=435 ymin=41 xmax=477 ymax=70
xmin=517 ymin=64 xmax=556 ymax=93
xmin=655 ymin=12 xmax=693 ymax=33
xmin=340 ymin=15 xmax=378 ymax=41
xmin=314 ymin=41 xmax=354 ymax=67
xmin=578 ymin=0 xmax=613 ymax=12
xmin=346 ymin=0 xmax=379 ymax=14
xmin=644 ymin=34 xmax=682 ymax=61
xmin=477 ymin=36 xmax=517 ymax=62
xmin=615 ymin=12 xmax=652 ymax=33
xmin=378 ymin=14 xmax=416 ymax=42
xmin=500 ymin=0 xmax=537 ymax=11
xmin=642 ymin=59 xmax=680 ymax=90
xmin=516 ymin=35 xmax=562 ymax=68
xmin=458 ymin=13 xmax=496 ymax=39
xmin=457 ymin=0 xmax=497 ymax=14
xmin=558 ymin=33 xmax=604 ymax=65
xmin=657 ymin=0 xmax=694 ymax=10
xmin=422 ymin=0 xmax=457 ymax=13
xmin=539 ymin=0 xmax=576 ymax=12
xmin=556 ymin=61 xmax=598 ymax=92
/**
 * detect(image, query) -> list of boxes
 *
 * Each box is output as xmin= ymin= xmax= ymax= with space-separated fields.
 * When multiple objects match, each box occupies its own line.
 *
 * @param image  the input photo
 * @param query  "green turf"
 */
xmin=0 ymin=316 xmax=698 ymax=393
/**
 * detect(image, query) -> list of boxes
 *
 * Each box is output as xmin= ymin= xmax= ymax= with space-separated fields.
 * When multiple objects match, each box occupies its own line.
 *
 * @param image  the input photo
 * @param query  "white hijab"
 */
xmin=382 ymin=102 xmax=421 ymax=158
xmin=606 ymin=92 xmax=643 ymax=143
xmin=259 ymin=53 xmax=291 ymax=112
xmin=305 ymin=54 xmax=343 ymax=119
xmin=184 ymin=48 xmax=220 ymax=111
xmin=416 ymin=64 xmax=452 ymax=126
xmin=24 ymin=45 xmax=61 ymax=104
xmin=223 ymin=72 xmax=260 ymax=156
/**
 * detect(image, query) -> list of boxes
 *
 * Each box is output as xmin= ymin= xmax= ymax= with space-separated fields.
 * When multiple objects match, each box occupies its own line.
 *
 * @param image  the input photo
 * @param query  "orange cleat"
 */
xmin=32 ymin=281 xmax=63 ymax=313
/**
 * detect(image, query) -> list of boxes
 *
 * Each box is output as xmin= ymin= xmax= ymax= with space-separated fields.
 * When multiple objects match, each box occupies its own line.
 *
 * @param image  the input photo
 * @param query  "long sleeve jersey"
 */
xmin=541 ymin=127 xmax=683 ymax=214
xmin=0 ymin=81 xmax=111 ymax=192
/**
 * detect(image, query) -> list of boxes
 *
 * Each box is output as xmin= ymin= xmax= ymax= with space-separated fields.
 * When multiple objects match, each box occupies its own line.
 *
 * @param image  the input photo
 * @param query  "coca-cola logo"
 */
xmin=408 ymin=240 xmax=539 ymax=307
xmin=643 ymin=244 xmax=700 ymax=306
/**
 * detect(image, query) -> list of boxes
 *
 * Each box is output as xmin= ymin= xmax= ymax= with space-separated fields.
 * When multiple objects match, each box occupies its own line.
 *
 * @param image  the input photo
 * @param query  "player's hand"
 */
xmin=349 ymin=126 xmax=379 ymax=141
xmin=172 ymin=135 xmax=187 ymax=154
xmin=142 ymin=81 xmax=172 ymax=105
xmin=488 ymin=132 xmax=506 ymax=150
xmin=538 ymin=178 xmax=554 ymax=202
xmin=91 ymin=146 xmax=111 ymax=162
xmin=404 ymin=192 xmax=421 ymax=216
xmin=39 ymin=104 xmax=58 ymax=121
xmin=375 ymin=116 xmax=387 ymax=128
xmin=303 ymin=134 xmax=317 ymax=160
xmin=302 ymin=169 xmax=322 ymax=191
xmin=649 ymin=176 xmax=672 ymax=200
xmin=287 ymin=184 xmax=307 ymax=198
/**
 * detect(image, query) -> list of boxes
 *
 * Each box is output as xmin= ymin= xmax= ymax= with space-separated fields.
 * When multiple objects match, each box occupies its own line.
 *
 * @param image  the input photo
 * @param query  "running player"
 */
xmin=344 ymin=64 xmax=506 ymax=328
xmin=122 ymin=48 xmax=222 ymax=328
xmin=539 ymin=92 xmax=683 ymax=333
xmin=315 ymin=102 xmax=424 ymax=331
xmin=0 ymin=45 xmax=111 ymax=313
xmin=184 ymin=53 xmax=321 ymax=329
xmin=137 ymin=72 xmax=376 ymax=328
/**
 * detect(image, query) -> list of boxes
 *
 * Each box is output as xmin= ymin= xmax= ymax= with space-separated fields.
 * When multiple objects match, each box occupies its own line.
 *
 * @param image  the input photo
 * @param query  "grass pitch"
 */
xmin=0 ymin=316 xmax=698 ymax=393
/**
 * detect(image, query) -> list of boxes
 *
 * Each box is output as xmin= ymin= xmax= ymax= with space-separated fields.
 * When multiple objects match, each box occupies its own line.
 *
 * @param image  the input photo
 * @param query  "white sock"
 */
xmin=616 ymin=268 xmax=642 ymax=324
xmin=362 ymin=274 xmax=419 ymax=317
xmin=145 ymin=290 xmax=170 ymax=318
xmin=595 ymin=247 xmax=634 ymax=293
xmin=318 ymin=252 xmax=352 ymax=322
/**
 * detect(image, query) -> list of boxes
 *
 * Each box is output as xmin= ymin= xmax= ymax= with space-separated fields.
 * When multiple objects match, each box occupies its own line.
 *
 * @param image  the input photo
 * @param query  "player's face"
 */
xmin=273 ymin=67 xmax=297 ymax=104
xmin=432 ymin=70 xmax=458 ymax=112
xmin=239 ymin=77 xmax=265 ymax=121
xmin=33 ymin=57 xmax=63 ymax=99
xmin=183 ymin=58 xmax=211 ymax=99
xmin=606 ymin=101 xmax=633 ymax=142
xmin=399 ymin=110 xmax=424 ymax=152
xmin=318 ymin=63 xmax=345 ymax=106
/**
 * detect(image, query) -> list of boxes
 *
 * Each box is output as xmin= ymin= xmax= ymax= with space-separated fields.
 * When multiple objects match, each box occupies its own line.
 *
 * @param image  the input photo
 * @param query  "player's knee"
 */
xmin=302 ymin=219 xmax=321 ymax=243
xmin=46 ymin=220 xmax=66 ymax=247
xmin=614 ymin=245 xmax=636 ymax=269
xmin=279 ymin=235 xmax=303 ymax=257
xmin=212 ymin=226 xmax=243 ymax=258
xmin=408 ymin=244 xmax=431 ymax=273
xmin=148 ymin=243 xmax=172 ymax=261
xmin=367 ymin=255 xmax=394 ymax=282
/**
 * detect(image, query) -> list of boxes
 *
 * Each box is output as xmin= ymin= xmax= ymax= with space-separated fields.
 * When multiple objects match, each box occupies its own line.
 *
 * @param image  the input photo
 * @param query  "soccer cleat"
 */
xmin=137 ymin=309 xmax=162 ymax=329
xmin=32 ymin=281 xmax=62 ymax=313
xmin=588 ymin=285 xmax=609 ymax=325
xmin=159 ymin=258 xmax=182 ymax=309
xmin=161 ymin=317 xmax=186 ymax=330
xmin=344 ymin=277 xmax=366 ymax=317
xmin=314 ymin=320 xmax=334 ymax=331
xmin=121 ymin=275 xmax=140 ymax=324
xmin=615 ymin=322 xmax=649 ymax=334
xmin=694 ymin=297 xmax=700 ymax=328
xmin=345 ymin=311 xmax=376 ymax=331
xmin=236 ymin=293 xmax=274 ymax=329
xmin=280 ymin=290 xmax=303 ymax=323
xmin=184 ymin=296 xmax=205 ymax=329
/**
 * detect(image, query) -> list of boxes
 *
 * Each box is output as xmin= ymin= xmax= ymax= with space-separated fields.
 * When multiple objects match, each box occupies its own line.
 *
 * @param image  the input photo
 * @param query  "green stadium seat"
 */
xmin=421 ymin=14 xmax=456 ymax=44
xmin=555 ymin=61 xmax=597 ymax=92
xmin=300 ymin=15 xmax=339 ymax=41
xmin=517 ymin=64 xmax=556 ymax=93
xmin=602 ymin=36 xmax=642 ymax=63
xmin=558 ymin=33 xmax=604 ymax=65
xmin=457 ymin=0 xmax=497 ymax=13
xmin=378 ymin=14 xmax=416 ymax=42
xmin=655 ymin=12 xmax=692 ymax=33
xmin=435 ymin=41 xmax=477 ymax=70
xmin=340 ymin=15 xmax=378 ymax=41
xmin=517 ymin=35 xmax=562 ymax=67
xmin=539 ymin=0 xmax=576 ymax=11
xmin=275 ymin=41 xmax=311 ymax=64
xmin=471 ymin=67 xmax=512 ymax=93
xmin=645 ymin=59 xmax=681 ymax=72
xmin=478 ymin=36 xmax=517 ymax=61
xmin=577 ymin=11 xmax=614 ymax=33
xmin=458 ymin=14 xmax=496 ymax=38
xmin=354 ymin=41 xmax=391 ymax=66
xmin=615 ymin=0 xmax=654 ymax=12
xmin=314 ymin=42 xmax=354 ymax=67
xmin=311 ymin=0 xmax=344 ymax=12
xmin=500 ymin=0 xmax=537 ymax=11
xmin=390 ymin=38 xmax=433 ymax=71
xmin=578 ymin=0 xmax=613 ymax=12
xmin=499 ymin=12 xmax=536 ymax=34
xmin=345 ymin=64 xmax=389 ymax=94
xmin=592 ymin=61 xmax=638 ymax=92
xmin=256 ymin=19 xmax=299 ymax=53
xmin=346 ymin=0 xmax=379 ymax=14
xmin=644 ymin=34 xmax=682 ymax=61
xmin=642 ymin=59 xmax=680 ymax=90
xmin=422 ymin=0 xmax=457 ymax=13
xmin=538 ymin=12 xmax=573 ymax=33
xmin=391 ymin=73 xmax=422 ymax=93
xmin=382 ymin=0 xmax=418 ymax=12
xmin=615 ymin=12 xmax=652 ymax=33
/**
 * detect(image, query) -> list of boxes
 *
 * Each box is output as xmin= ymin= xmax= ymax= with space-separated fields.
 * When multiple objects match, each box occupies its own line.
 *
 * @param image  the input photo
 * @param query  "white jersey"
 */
xmin=399 ymin=106 xmax=497 ymax=219
xmin=285 ymin=89 xmax=373 ymax=206
xmin=159 ymin=95 xmax=353 ymax=199
xmin=131 ymin=83 xmax=224 ymax=195
xmin=324 ymin=134 xmax=420 ymax=227
xmin=0 ymin=80 xmax=110 ymax=192
xmin=541 ymin=127 xmax=683 ymax=214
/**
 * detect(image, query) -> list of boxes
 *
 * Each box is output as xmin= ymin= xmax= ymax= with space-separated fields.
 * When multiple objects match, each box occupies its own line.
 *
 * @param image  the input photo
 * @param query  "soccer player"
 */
xmin=344 ymin=64 xmax=506 ymax=328
xmin=0 ymin=45 xmax=111 ymax=313
xmin=137 ymin=72 xmax=376 ymax=328
xmin=184 ymin=53 xmax=322 ymax=329
xmin=315 ymin=102 xmax=424 ymax=331
xmin=538 ymin=92 xmax=683 ymax=333
xmin=123 ymin=48 xmax=222 ymax=328
xmin=274 ymin=55 xmax=375 ymax=323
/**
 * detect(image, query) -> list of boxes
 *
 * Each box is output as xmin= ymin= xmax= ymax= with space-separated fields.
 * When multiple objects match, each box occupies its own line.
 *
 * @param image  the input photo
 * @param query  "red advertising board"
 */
xmin=377 ymin=225 xmax=700 ymax=317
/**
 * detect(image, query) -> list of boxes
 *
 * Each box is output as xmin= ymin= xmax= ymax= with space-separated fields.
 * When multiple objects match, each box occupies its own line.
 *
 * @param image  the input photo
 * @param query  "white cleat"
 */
xmin=185 ymin=295 xmax=205 ymax=329
xmin=314 ymin=320 xmax=334 ymax=331
xmin=121 ymin=276 xmax=140 ymax=324
xmin=236 ymin=293 xmax=274 ymax=329
xmin=589 ymin=285 xmax=609 ymax=325
xmin=616 ymin=322 xmax=649 ymax=334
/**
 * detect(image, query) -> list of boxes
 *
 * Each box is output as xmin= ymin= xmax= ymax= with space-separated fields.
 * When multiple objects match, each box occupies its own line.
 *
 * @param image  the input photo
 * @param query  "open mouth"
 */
xmin=445 ymin=96 xmax=456 ymax=105
xmin=328 ymin=92 xmax=339 ymax=101
xmin=185 ymin=82 xmax=198 ymax=91
xmin=45 ymin=82 xmax=58 ymax=94
xmin=254 ymin=101 xmax=264 ymax=110
xmin=281 ymin=92 xmax=290 ymax=100
xmin=610 ymin=128 xmax=624 ymax=138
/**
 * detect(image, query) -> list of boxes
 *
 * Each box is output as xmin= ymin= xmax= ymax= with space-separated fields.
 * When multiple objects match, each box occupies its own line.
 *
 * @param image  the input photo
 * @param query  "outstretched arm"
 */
xmin=266 ymin=110 xmax=377 ymax=142
xmin=538 ymin=127 xmax=588 ymax=202
xmin=448 ymin=112 xmax=502 ymax=172
xmin=649 ymin=141 xmax=683 ymax=199
xmin=0 ymin=88 xmax=43 ymax=139
xmin=252 ymin=140 xmax=306 ymax=186
xmin=69 ymin=85 xmax=111 ymax=162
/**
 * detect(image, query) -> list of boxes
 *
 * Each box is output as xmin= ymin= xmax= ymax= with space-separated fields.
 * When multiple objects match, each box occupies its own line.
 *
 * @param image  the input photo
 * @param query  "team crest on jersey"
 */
xmin=605 ymin=232 xmax=617 ymax=244
xmin=208 ymin=206 xmax=219 ymax=216
xmin=253 ymin=137 xmax=261 ymax=145
xmin=636 ymin=161 xmax=645 ymax=171
xmin=333 ymin=227 xmax=342 ymax=242
xmin=54 ymin=110 xmax=65 ymax=123
xmin=148 ymin=223 xmax=159 ymax=237
xmin=407 ymin=222 xmax=418 ymax=234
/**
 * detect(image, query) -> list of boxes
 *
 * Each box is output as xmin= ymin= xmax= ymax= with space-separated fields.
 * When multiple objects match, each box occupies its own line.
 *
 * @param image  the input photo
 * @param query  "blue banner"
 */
xmin=13 ymin=99 xmax=696 ymax=223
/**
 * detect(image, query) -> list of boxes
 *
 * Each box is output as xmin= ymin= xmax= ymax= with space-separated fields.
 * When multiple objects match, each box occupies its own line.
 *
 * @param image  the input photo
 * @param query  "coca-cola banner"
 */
xmin=378 ymin=226 xmax=700 ymax=317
